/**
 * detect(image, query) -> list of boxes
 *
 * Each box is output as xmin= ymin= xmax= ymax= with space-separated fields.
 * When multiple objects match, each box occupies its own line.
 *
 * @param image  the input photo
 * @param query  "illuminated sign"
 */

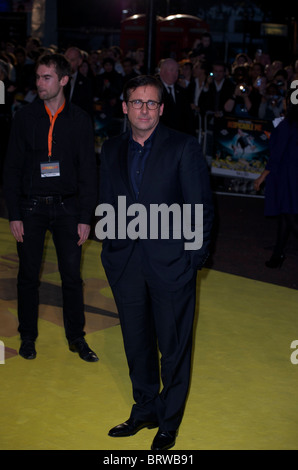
xmin=261 ymin=23 xmax=288 ymax=36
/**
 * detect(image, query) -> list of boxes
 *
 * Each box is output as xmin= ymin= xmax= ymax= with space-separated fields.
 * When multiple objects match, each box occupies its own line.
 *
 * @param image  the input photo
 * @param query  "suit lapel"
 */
xmin=116 ymin=124 xmax=170 ymax=202
xmin=138 ymin=124 xmax=170 ymax=201
xmin=117 ymin=133 xmax=135 ymax=200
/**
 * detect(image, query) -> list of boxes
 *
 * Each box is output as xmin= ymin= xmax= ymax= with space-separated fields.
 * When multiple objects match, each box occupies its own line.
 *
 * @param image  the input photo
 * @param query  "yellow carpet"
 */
xmin=0 ymin=217 xmax=298 ymax=450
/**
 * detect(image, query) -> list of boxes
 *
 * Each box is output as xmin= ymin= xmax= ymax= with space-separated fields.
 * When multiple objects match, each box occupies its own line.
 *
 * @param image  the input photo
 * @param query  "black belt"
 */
xmin=22 ymin=194 xmax=76 ymax=205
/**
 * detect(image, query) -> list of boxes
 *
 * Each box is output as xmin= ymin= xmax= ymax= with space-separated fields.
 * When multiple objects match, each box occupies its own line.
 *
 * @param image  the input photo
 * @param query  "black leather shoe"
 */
xmin=69 ymin=338 xmax=99 ymax=362
xmin=108 ymin=417 xmax=158 ymax=437
xmin=265 ymin=253 xmax=285 ymax=268
xmin=151 ymin=430 xmax=177 ymax=450
xmin=19 ymin=340 xmax=36 ymax=360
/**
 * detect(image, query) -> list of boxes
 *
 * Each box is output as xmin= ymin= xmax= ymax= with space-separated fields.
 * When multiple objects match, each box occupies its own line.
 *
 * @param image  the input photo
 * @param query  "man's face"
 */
xmin=122 ymin=85 xmax=164 ymax=137
xmin=202 ymin=36 xmax=211 ymax=48
xmin=123 ymin=61 xmax=133 ymax=75
xmin=65 ymin=49 xmax=82 ymax=74
xmin=36 ymin=64 xmax=68 ymax=102
xmin=160 ymin=61 xmax=179 ymax=85
xmin=103 ymin=61 xmax=113 ymax=73
xmin=213 ymin=65 xmax=225 ymax=82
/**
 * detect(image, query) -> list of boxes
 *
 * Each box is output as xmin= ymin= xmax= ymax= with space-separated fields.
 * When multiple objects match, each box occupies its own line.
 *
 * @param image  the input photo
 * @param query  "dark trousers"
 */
xmin=17 ymin=197 xmax=85 ymax=343
xmin=274 ymin=213 xmax=298 ymax=255
xmin=111 ymin=243 xmax=197 ymax=432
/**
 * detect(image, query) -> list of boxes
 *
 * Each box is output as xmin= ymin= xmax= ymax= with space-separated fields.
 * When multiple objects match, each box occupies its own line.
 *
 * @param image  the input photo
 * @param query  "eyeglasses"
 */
xmin=127 ymin=100 xmax=161 ymax=110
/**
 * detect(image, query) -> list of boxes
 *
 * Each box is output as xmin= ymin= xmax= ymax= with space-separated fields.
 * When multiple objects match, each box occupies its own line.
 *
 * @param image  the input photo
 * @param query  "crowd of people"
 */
xmin=1 ymin=33 xmax=298 ymax=185
xmin=1 ymin=33 xmax=298 ymax=131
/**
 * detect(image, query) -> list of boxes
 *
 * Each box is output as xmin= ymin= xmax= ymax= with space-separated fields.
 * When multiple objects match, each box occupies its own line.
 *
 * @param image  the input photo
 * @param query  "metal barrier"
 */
xmin=202 ymin=111 xmax=215 ymax=167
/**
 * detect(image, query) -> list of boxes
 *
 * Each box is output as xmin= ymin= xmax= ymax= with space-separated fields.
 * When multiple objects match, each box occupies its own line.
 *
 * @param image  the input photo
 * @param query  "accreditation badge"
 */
xmin=40 ymin=161 xmax=60 ymax=177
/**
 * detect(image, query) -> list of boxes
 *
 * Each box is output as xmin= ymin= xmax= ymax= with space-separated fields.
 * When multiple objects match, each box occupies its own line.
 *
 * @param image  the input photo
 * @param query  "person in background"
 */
xmin=191 ymin=32 xmax=218 ymax=71
xmin=177 ymin=60 xmax=194 ymax=99
xmin=95 ymin=57 xmax=123 ymax=119
xmin=199 ymin=61 xmax=235 ymax=117
xmin=258 ymin=82 xmax=285 ymax=120
xmin=158 ymin=58 xmax=195 ymax=135
xmin=122 ymin=57 xmax=139 ymax=85
xmin=191 ymin=60 xmax=208 ymax=113
xmin=254 ymin=98 xmax=298 ymax=268
xmin=273 ymin=69 xmax=288 ymax=97
xmin=224 ymin=65 xmax=254 ymax=117
xmin=64 ymin=46 xmax=94 ymax=119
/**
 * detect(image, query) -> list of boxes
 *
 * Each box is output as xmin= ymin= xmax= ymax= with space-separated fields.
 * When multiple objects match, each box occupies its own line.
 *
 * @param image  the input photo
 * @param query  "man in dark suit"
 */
xmin=158 ymin=58 xmax=196 ymax=135
xmin=64 ymin=47 xmax=94 ymax=119
xmin=199 ymin=61 xmax=235 ymax=117
xmin=97 ymin=75 xmax=213 ymax=450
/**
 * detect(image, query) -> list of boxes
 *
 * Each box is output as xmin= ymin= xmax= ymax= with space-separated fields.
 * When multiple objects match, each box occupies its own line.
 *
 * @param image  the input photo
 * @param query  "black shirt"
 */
xmin=4 ymin=98 xmax=97 ymax=224
xmin=127 ymin=129 xmax=155 ymax=199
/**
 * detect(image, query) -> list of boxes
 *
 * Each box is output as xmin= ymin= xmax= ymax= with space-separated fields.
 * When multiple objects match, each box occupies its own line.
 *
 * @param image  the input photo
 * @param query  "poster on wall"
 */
xmin=211 ymin=116 xmax=273 ymax=179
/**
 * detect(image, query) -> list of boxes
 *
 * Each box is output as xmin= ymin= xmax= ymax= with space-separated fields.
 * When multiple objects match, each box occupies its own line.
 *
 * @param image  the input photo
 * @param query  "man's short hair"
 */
xmin=123 ymin=75 xmax=164 ymax=103
xmin=36 ymin=53 xmax=71 ymax=80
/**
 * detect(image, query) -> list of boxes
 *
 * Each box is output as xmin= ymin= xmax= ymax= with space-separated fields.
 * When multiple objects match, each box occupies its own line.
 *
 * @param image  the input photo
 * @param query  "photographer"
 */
xmin=224 ymin=66 xmax=259 ymax=117
xmin=199 ymin=61 xmax=235 ymax=117
xmin=224 ymin=81 xmax=253 ymax=117
xmin=273 ymin=69 xmax=288 ymax=97
xmin=258 ymin=82 xmax=285 ymax=120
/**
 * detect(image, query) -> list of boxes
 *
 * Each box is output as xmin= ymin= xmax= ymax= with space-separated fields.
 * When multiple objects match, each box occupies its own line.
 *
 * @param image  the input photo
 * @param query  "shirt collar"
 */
xmin=129 ymin=125 xmax=158 ymax=148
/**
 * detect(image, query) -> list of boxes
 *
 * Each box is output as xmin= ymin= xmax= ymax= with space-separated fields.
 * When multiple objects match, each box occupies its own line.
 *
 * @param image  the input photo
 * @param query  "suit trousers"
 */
xmin=16 ymin=197 xmax=85 ymax=343
xmin=111 ymin=242 xmax=197 ymax=432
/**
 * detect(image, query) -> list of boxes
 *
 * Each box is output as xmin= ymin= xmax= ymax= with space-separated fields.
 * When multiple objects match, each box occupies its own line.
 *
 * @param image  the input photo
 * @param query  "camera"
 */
xmin=239 ymin=84 xmax=247 ymax=94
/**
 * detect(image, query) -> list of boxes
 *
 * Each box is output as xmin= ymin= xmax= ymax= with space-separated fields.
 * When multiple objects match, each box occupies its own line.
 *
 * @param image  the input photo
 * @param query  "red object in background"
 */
xmin=120 ymin=14 xmax=209 ymax=62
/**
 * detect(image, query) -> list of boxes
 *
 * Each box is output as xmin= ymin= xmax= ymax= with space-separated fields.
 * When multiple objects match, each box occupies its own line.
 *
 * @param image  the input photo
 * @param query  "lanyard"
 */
xmin=44 ymin=100 xmax=65 ymax=161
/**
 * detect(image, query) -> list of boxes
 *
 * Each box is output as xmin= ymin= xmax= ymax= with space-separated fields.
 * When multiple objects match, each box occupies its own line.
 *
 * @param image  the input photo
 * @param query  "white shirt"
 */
xmin=194 ymin=78 xmax=205 ymax=106
xmin=162 ymin=80 xmax=176 ymax=102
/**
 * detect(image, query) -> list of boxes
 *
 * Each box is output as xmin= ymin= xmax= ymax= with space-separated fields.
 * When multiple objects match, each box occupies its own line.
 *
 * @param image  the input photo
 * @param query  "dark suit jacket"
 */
xmin=199 ymin=78 xmax=235 ymax=115
xmin=65 ymin=72 xmax=94 ymax=118
xmin=160 ymin=83 xmax=196 ymax=136
xmin=99 ymin=123 xmax=213 ymax=290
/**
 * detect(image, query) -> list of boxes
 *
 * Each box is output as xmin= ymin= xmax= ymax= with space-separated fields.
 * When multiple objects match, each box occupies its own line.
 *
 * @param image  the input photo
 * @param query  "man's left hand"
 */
xmin=77 ymin=223 xmax=91 ymax=246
